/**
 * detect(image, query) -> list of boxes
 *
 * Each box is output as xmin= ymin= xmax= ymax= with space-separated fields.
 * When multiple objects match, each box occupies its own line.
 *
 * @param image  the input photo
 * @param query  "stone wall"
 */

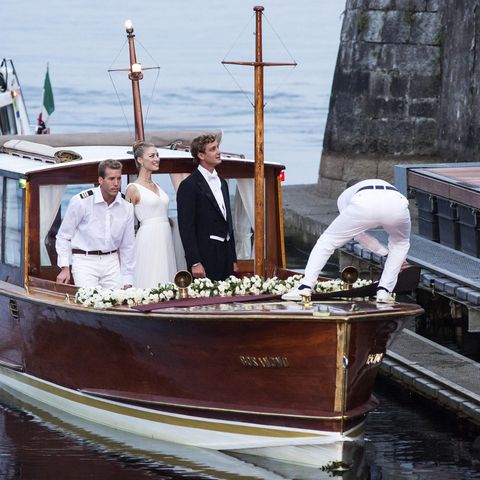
xmin=319 ymin=0 xmax=447 ymax=198
xmin=437 ymin=1 xmax=480 ymax=159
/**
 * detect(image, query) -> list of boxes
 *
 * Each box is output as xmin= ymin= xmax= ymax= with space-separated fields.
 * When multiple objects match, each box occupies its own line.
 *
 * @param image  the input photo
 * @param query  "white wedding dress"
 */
xmin=129 ymin=183 xmax=177 ymax=288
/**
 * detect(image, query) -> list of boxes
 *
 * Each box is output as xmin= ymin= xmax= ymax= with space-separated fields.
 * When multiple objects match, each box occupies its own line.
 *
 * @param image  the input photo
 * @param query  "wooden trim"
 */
xmin=277 ymin=174 xmax=286 ymax=269
xmin=24 ymin=181 xmax=30 ymax=287
xmin=27 ymin=184 xmax=40 ymax=276
xmin=27 ymin=159 xmax=284 ymax=186
xmin=1 ymin=176 xmax=5 ymax=263
xmin=334 ymin=323 xmax=347 ymax=414
xmin=265 ymin=168 xmax=280 ymax=277
xmin=409 ymin=171 xmax=480 ymax=208
xmin=28 ymin=276 xmax=78 ymax=297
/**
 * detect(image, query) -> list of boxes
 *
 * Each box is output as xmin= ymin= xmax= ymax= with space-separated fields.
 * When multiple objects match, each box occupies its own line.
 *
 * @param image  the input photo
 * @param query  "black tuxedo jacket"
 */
xmin=177 ymin=168 xmax=237 ymax=280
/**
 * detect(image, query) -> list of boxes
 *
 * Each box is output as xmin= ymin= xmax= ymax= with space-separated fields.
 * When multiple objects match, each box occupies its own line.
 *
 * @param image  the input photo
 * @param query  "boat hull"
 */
xmin=0 ymin=290 xmax=422 ymax=466
xmin=0 ymin=365 xmax=361 ymax=468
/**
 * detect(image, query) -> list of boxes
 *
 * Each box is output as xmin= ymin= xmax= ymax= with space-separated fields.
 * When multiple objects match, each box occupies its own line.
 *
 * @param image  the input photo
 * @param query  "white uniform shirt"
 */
xmin=56 ymin=187 xmax=135 ymax=286
xmin=336 ymin=179 xmax=393 ymax=257
xmin=198 ymin=165 xmax=227 ymax=219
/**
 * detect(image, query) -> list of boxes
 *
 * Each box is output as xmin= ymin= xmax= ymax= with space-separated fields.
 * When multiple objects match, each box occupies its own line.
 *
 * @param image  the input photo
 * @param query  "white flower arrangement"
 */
xmin=75 ymin=274 xmax=373 ymax=309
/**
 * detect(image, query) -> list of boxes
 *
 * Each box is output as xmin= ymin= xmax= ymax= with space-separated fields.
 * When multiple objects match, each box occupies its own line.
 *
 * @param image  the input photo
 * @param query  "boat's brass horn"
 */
xmin=341 ymin=266 xmax=359 ymax=290
xmin=174 ymin=270 xmax=193 ymax=299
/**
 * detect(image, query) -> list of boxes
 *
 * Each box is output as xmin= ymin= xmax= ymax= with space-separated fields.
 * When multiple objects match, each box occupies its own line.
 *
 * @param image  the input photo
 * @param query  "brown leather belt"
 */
xmin=72 ymin=249 xmax=117 ymax=255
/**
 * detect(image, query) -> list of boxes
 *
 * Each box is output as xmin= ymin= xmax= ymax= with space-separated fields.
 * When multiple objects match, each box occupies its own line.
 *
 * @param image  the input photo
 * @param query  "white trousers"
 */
xmin=302 ymin=189 xmax=411 ymax=292
xmin=72 ymin=253 xmax=121 ymax=289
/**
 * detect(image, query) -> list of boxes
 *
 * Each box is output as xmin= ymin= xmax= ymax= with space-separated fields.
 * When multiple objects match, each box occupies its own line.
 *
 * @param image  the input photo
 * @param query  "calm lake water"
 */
xmin=3 ymin=0 xmax=345 ymax=185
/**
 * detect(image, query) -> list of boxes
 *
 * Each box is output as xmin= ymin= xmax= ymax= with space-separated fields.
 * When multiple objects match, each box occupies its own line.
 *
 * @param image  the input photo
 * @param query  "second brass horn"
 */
xmin=341 ymin=266 xmax=359 ymax=290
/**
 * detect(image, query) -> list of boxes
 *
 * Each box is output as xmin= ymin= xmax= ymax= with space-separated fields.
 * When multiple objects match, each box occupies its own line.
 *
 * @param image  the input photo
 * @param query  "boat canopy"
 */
xmin=0 ymin=129 xmax=223 ymax=150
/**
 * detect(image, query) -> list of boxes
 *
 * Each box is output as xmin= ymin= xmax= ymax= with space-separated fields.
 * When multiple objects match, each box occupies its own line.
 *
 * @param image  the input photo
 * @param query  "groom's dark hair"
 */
xmin=190 ymin=134 xmax=218 ymax=165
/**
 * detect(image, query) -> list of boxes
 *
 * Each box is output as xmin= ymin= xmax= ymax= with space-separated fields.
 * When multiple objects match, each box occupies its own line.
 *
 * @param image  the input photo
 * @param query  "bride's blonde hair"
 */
xmin=132 ymin=141 xmax=156 ymax=171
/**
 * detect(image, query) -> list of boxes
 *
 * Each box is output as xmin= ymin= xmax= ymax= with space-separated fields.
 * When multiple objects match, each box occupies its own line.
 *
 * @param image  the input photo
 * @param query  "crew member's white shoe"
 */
xmin=281 ymin=285 xmax=312 ymax=301
xmin=375 ymin=289 xmax=395 ymax=304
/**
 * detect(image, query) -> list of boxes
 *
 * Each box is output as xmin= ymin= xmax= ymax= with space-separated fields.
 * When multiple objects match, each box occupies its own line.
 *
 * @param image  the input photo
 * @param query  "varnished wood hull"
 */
xmin=0 ymin=285 xmax=422 ymax=467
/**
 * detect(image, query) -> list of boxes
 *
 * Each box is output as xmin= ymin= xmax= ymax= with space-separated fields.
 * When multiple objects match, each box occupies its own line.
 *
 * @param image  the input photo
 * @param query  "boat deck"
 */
xmin=132 ymin=297 xmax=421 ymax=319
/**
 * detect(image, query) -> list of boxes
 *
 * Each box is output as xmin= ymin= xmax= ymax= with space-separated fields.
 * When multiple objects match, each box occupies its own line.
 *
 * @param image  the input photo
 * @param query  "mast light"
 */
xmin=131 ymin=63 xmax=142 ymax=74
xmin=124 ymin=19 xmax=133 ymax=34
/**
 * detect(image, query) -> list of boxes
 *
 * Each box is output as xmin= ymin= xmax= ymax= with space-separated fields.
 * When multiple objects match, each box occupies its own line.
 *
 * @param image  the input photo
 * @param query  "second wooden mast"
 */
xmin=223 ymin=6 xmax=295 ymax=277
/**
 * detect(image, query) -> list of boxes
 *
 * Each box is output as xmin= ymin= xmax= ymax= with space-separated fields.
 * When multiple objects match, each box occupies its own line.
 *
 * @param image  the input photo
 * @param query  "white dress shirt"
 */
xmin=56 ymin=187 xmax=135 ymax=286
xmin=198 ymin=165 xmax=226 ymax=219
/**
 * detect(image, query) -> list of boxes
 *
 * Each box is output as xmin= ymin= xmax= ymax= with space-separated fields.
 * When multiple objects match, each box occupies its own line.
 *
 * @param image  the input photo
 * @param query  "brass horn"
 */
xmin=341 ymin=266 xmax=359 ymax=290
xmin=174 ymin=270 xmax=193 ymax=299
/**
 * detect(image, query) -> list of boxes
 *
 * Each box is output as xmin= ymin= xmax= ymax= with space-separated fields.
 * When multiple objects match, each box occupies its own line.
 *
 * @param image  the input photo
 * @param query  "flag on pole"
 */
xmin=36 ymin=64 xmax=55 ymax=134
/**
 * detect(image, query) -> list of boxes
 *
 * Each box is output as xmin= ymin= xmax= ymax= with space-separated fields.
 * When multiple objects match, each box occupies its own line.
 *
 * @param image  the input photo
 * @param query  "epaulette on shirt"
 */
xmin=121 ymin=192 xmax=126 ymax=199
xmin=79 ymin=190 xmax=94 ymax=199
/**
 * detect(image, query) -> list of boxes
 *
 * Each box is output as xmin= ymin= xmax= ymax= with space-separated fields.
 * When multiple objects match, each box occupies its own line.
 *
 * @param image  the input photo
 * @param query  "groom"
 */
xmin=177 ymin=134 xmax=237 ymax=281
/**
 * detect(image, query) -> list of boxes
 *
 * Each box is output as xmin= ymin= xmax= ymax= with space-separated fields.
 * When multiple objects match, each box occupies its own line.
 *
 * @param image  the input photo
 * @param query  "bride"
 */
xmin=125 ymin=141 xmax=177 ymax=288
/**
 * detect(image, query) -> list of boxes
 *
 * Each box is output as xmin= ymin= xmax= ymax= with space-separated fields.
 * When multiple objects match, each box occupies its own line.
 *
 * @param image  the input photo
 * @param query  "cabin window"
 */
xmin=40 ymin=184 xmax=93 ymax=266
xmin=0 ymin=104 xmax=17 ymax=135
xmin=231 ymin=179 xmax=255 ymax=260
xmin=4 ymin=178 xmax=23 ymax=266
xmin=39 ymin=175 xmax=257 ymax=273
xmin=40 ymin=185 xmax=66 ymax=266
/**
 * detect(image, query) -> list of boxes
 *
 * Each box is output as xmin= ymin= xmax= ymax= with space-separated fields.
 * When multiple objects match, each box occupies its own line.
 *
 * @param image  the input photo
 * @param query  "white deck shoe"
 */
xmin=281 ymin=285 xmax=312 ymax=301
xmin=375 ymin=289 xmax=395 ymax=304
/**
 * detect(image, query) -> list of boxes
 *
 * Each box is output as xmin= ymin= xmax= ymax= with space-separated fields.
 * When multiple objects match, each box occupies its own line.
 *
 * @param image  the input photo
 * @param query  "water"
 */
xmin=3 ymin=0 xmax=345 ymax=185
xmin=0 ymin=379 xmax=478 ymax=480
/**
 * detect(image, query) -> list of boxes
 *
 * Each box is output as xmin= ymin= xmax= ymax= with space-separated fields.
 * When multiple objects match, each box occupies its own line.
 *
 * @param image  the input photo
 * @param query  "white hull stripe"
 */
xmin=0 ymin=366 xmax=363 ymax=449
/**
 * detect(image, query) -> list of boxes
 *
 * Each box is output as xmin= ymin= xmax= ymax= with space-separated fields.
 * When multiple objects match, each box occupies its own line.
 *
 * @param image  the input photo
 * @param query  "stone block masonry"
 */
xmin=318 ymin=0 xmax=480 ymax=198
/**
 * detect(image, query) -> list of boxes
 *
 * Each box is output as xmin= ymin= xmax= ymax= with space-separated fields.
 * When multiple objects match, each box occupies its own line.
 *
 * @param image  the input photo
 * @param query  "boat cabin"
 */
xmin=0 ymin=131 xmax=286 ymax=290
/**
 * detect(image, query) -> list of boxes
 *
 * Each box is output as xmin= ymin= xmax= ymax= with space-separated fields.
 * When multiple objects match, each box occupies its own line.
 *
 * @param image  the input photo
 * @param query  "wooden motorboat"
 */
xmin=0 ymin=10 xmax=423 ymax=470
xmin=0 ymin=131 xmax=422 ymax=469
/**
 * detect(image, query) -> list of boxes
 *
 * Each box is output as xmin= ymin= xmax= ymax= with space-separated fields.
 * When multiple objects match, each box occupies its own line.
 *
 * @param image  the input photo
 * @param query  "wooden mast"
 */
xmin=125 ymin=20 xmax=145 ymax=142
xmin=223 ymin=6 xmax=296 ymax=277
xmin=253 ymin=6 xmax=265 ymax=278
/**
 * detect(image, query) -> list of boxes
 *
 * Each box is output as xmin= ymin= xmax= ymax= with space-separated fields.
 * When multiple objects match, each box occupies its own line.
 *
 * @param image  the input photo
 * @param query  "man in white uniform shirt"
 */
xmin=282 ymin=178 xmax=411 ymax=304
xmin=56 ymin=159 xmax=135 ymax=289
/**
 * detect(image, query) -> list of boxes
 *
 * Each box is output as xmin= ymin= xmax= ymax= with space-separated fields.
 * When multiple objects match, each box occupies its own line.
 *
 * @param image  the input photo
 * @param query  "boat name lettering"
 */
xmin=239 ymin=355 xmax=289 ymax=368
xmin=366 ymin=353 xmax=384 ymax=365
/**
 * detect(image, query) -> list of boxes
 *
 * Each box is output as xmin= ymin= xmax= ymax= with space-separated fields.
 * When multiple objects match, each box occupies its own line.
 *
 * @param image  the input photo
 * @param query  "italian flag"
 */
xmin=36 ymin=64 xmax=55 ymax=134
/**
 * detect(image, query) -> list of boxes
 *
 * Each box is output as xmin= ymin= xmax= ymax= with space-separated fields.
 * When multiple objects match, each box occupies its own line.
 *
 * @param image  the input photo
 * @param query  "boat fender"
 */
xmin=79 ymin=190 xmax=94 ymax=199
